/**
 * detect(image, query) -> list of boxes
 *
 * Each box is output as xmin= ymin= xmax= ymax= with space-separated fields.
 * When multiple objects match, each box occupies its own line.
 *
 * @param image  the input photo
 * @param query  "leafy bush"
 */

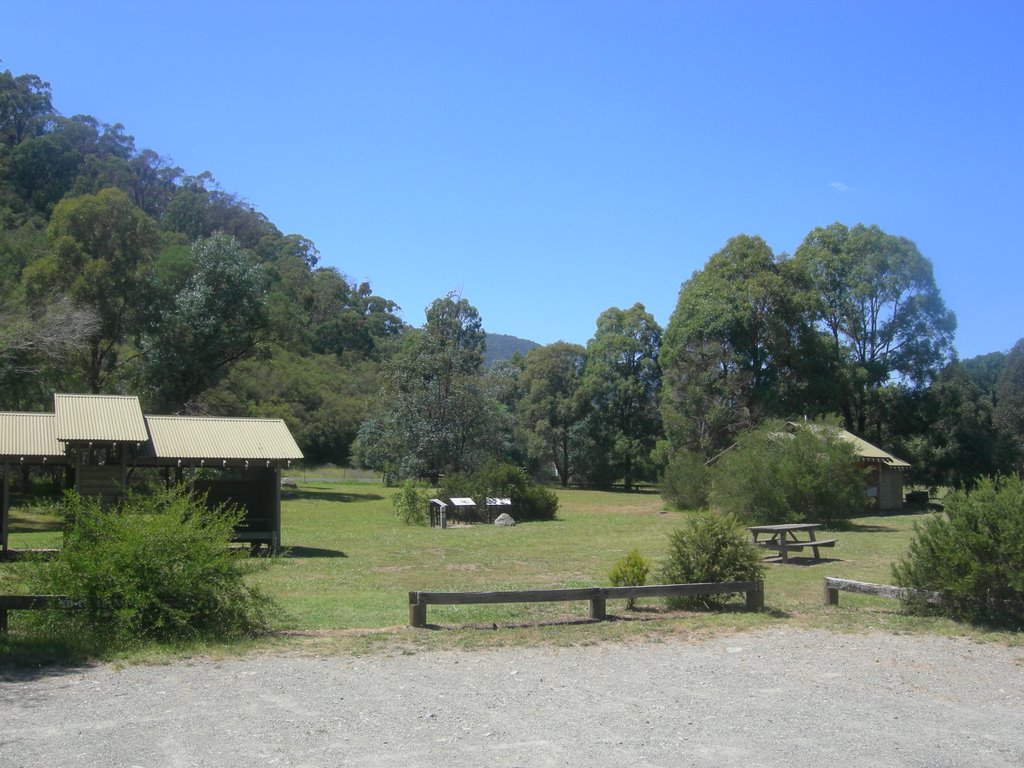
xmin=392 ymin=479 xmax=429 ymax=525
xmin=658 ymin=513 xmax=764 ymax=609
xmin=709 ymin=420 xmax=870 ymax=525
xmin=609 ymin=549 xmax=651 ymax=609
xmin=661 ymin=451 xmax=710 ymax=510
xmin=26 ymin=487 xmax=273 ymax=647
xmin=439 ymin=462 xmax=558 ymax=521
xmin=893 ymin=476 xmax=1024 ymax=628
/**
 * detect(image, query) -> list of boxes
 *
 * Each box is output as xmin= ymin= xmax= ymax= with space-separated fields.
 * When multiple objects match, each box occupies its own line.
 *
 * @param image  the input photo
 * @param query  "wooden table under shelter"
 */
xmin=747 ymin=523 xmax=837 ymax=562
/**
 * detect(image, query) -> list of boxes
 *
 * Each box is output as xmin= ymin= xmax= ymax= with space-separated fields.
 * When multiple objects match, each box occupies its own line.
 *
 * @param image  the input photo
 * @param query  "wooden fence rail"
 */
xmin=822 ymin=577 xmax=942 ymax=607
xmin=0 ymin=594 xmax=74 ymax=633
xmin=408 ymin=581 xmax=764 ymax=628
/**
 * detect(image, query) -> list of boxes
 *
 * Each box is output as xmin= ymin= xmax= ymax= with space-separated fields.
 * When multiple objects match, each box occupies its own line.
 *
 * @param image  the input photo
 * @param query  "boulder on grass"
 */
xmin=493 ymin=512 xmax=516 ymax=527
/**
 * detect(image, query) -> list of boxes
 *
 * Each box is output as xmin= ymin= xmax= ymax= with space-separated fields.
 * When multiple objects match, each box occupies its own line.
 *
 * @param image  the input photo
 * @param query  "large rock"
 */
xmin=493 ymin=513 xmax=516 ymax=527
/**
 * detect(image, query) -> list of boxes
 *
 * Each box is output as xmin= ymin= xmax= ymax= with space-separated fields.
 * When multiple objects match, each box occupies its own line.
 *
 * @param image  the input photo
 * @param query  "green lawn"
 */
xmin=2 ymin=481 xmax=1010 ymax=656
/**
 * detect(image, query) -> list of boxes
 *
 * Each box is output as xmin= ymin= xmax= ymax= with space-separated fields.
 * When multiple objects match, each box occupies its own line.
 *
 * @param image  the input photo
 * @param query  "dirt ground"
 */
xmin=3 ymin=628 xmax=1023 ymax=767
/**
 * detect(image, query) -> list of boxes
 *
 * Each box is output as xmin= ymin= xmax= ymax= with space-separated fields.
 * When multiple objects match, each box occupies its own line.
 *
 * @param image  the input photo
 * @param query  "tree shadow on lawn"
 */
xmin=283 ymin=490 xmax=384 ymax=504
xmin=282 ymin=546 xmax=347 ymax=558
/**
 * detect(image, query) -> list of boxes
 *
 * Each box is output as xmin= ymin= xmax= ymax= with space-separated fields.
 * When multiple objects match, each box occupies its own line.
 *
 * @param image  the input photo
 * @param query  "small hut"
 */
xmin=1 ymin=394 xmax=303 ymax=556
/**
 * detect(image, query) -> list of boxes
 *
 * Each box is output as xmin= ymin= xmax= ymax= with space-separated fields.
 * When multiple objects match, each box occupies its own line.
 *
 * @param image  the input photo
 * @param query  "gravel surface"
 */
xmin=3 ymin=629 xmax=1023 ymax=767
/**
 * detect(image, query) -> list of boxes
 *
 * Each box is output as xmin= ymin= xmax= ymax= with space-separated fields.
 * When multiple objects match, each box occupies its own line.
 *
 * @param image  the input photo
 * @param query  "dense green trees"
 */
xmin=517 ymin=342 xmax=589 ymax=486
xmin=660 ymin=225 xmax=964 ymax=484
xmin=26 ymin=187 xmax=161 ymax=392
xmin=581 ymin=304 xmax=662 ymax=490
xmin=354 ymin=294 xmax=501 ymax=482
xmin=995 ymin=339 xmax=1024 ymax=474
xmin=793 ymin=223 xmax=957 ymax=438
xmin=0 ymin=66 xmax=1019 ymax=490
xmin=661 ymin=235 xmax=804 ymax=456
xmin=0 ymin=68 xmax=402 ymax=457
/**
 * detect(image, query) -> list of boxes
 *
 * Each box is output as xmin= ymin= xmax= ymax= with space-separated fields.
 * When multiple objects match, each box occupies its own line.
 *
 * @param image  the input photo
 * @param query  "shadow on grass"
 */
xmin=0 ymin=636 xmax=96 ymax=679
xmin=763 ymin=556 xmax=842 ymax=567
xmin=284 ymin=490 xmax=385 ymax=504
xmin=7 ymin=517 xmax=63 ymax=535
xmin=282 ymin=546 xmax=347 ymax=558
xmin=418 ymin=601 xmax=772 ymax=631
xmin=846 ymin=522 xmax=900 ymax=533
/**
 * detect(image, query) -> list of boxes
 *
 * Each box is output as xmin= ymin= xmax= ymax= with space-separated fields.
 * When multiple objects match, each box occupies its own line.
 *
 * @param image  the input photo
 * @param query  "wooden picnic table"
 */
xmin=747 ymin=523 xmax=837 ymax=562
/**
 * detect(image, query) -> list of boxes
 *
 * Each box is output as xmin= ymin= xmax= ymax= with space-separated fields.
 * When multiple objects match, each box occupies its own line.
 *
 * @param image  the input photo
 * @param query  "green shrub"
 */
xmin=392 ymin=480 xmax=429 ymax=525
xmin=658 ymin=513 xmax=764 ymax=609
xmin=661 ymin=451 xmax=710 ymax=510
xmin=609 ymin=549 xmax=651 ymax=609
xmin=709 ymin=420 xmax=870 ymax=525
xmin=439 ymin=462 xmax=558 ymax=522
xmin=893 ymin=476 xmax=1024 ymax=628
xmin=26 ymin=487 xmax=273 ymax=647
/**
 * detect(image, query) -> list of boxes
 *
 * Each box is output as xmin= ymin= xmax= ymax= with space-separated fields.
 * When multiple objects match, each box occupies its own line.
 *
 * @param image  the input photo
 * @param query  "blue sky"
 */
xmin=4 ymin=1 xmax=1022 ymax=359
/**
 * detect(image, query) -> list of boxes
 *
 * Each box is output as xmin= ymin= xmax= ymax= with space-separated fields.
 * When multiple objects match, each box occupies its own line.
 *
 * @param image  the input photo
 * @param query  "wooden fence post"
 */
xmin=745 ymin=580 xmax=764 ymax=610
xmin=409 ymin=592 xmax=427 ymax=628
xmin=824 ymin=582 xmax=840 ymax=606
xmin=589 ymin=594 xmax=606 ymax=621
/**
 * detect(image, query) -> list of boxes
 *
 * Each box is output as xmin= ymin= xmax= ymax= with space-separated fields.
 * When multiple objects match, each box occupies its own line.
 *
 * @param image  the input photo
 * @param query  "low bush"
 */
xmin=893 ymin=476 xmax=1024 ymax=628
xmin=658 ymin=512 xmax=764 ymax=609
xmin=609 ymin=549 xmax=651 ymax=609
xmin=25 ymin=487 xmax=273 ymax=648
xmin=439 ymin=462 xmax=558 ymax=522
xmin=392 ymin=480 xmax=429 ymax=525
xmin=661 ymin=451 xmax=710 ymax=510
xmin=709 ymin=420 xmax=870 ymax=525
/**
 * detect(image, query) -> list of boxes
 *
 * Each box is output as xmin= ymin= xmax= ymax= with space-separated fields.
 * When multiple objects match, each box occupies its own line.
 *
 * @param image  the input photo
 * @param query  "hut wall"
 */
xmin=878 ymin=468 xmax=905 ymax=512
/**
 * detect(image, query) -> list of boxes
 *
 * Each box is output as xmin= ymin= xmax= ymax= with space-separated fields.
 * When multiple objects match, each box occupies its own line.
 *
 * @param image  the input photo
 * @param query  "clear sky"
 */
xmin=4 ymin=1 xmax=1022 ymax=359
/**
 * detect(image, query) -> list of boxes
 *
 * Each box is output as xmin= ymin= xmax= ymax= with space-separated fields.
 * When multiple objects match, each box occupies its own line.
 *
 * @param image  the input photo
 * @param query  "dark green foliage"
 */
xmin=660 ymin=451 xmax=710 ymax=510
xmin=26 ymin=488 xmax=273 ymax=647
xmin=517 ymin=342 xmax=589 ymax=487
xmin=439 ymin=462 xmax=558 ymax=522
xmin=609 ymin=549 xmax=651 ymax=609
xmin=660 ymin=235 xmax=807 ymax=456
xmin=392 ymin=480 xmax=429 ymax=526
xmin=657 ymin=513 xmax=764 ymax=609
xmin=710 ymin=420 xmax=870 ymax=525
xmin=893 ymin=476 xmax=1024 ymax=628
xmin=582 ymin=303 xmax=662 ymax=490
xmin=355 ymin=294 xmax=505 ymax=483
xmin=994 ymin=338 xmax=1024 ymax=474
xmin=898 ymin=362 xmax=1018 ymax=489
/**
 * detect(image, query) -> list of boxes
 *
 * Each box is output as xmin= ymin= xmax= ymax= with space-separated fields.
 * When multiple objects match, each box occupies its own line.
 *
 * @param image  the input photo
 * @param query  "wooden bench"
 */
xmin=758 ymin=539 xmax=837 ymax=558
xmin=408 ymin=581 xmax=764 ymax=628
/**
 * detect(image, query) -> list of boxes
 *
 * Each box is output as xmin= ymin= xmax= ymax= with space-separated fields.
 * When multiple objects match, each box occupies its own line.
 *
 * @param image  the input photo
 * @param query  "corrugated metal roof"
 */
xmin=834 ymin=429 xmax=911 ymax=469
xmin=144 ymin=416 xmax=303 ymax=461
xmin=785 ymin=421 xmax=911 ymax=469
xmin=0 ymin=412 xmax=64 ymax=459
xmin=54 ymin=393 xmax=149 ymax=443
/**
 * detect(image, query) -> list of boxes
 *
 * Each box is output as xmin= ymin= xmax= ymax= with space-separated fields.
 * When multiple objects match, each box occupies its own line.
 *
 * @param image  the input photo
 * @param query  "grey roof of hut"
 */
xmin=0 ymin=395 xmax=303 ymax=465
xmin=143 ymin=416 xmax=303 ymax=462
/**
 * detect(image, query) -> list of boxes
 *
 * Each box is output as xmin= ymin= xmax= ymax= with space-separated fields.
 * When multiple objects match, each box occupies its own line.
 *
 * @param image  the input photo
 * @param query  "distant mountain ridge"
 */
xmin=484 ymin=333 xmax=540 ymax=367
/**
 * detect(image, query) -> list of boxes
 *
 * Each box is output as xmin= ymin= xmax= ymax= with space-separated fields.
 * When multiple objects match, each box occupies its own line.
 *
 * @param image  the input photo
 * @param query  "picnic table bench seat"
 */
xmin=755 ymin=538 xmax=837 ymax=550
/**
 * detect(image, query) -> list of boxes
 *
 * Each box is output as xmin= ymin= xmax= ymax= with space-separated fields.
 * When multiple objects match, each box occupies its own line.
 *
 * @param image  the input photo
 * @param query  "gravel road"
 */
xmin=3 ymin=629 xmax=1022 ymax=767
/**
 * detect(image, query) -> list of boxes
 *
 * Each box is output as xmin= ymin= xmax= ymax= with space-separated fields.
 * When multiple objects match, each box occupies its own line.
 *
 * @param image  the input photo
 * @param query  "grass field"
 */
xmin=1 ymin=480 xmax=1013 ymax=658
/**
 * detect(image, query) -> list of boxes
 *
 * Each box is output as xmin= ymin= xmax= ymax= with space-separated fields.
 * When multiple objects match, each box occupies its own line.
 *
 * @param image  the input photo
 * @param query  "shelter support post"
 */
xmin=2 ymin=462 xmax=9 ymax=557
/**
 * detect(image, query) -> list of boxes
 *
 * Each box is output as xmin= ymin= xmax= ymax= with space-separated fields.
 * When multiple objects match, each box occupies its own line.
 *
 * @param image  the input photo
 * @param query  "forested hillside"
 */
xmin=1 ymin=69 xmax=1021 ymax=486
xmin=0 ymin=69 xmax=404 ymax=465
